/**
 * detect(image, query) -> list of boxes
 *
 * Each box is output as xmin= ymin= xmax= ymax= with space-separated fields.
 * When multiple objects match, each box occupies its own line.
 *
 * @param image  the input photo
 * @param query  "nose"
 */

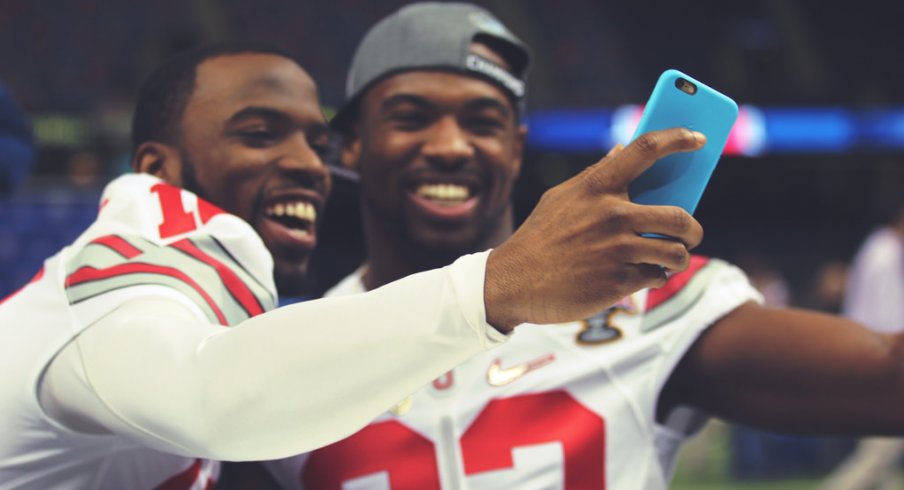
xmin=421 ymin=116 xmax=474 ymax=168
xmin=276 ymin=134 xmax=331 ymax=189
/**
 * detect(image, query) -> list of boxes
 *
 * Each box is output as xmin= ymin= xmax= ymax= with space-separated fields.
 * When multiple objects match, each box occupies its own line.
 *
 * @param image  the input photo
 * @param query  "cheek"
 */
xmin=367 ymin=134 xmax=410 ymax=165
xmin=200 ymin=152 xmax=270 ymax=217
xmin=227 ymin=170 xmax=269 ymax=212
xmin=360 ymin=138 xmax=410 ymax=182
xmin=481 ymin=147 xmax=521 ymax=206
xmin=484 ymin=142 xmax=520 ymax=178
xmin=358 ymin=155 xmax=409 ymax=214
xmin=360 ymin=164 xmax=400 ymax=207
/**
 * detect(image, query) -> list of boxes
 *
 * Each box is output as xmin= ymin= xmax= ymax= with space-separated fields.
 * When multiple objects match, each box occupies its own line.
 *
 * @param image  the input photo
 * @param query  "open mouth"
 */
xmin=407 ymin=180 xmax=480 ymax=219
xmin=264 ymin=200 xmax=317 ymax=235
xmin=414 ymin=183 xmax=473 ymax=205
xmin=258 ymin=197 xmax=320 ymax=252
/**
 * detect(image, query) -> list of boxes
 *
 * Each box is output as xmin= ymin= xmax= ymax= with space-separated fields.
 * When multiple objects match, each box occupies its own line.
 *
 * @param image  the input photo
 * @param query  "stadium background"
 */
xmin=1 ymin=1 xmax=901 ymax=488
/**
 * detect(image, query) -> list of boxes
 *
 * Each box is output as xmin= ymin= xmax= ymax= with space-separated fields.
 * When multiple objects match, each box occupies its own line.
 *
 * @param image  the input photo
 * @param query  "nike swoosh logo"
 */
xmin=486 ymin=353 xmax=555 ymax=387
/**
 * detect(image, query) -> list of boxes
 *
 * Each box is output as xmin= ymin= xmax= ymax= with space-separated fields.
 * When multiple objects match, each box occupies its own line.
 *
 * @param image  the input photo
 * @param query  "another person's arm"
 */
xmin=663 ymin=302 xmax=904 ymax=434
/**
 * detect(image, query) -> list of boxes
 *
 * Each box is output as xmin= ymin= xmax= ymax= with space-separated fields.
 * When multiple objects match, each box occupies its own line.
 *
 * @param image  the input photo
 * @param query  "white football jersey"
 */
xmin=0 ymin=174 xmax=277 ymax=489
xmin=268 ymin=256 xmax=760 ymax=490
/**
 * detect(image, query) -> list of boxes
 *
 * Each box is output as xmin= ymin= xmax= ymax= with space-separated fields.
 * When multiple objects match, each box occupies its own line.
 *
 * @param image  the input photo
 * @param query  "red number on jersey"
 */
xmin=302 ymin=420 xmax=440 ymax=489
xmin=152 ymin=183 xmax=197 ymax=238
xmin=461 ymin=391 xmax=605 ymax=489
xmin=301 ymin=391 xmax=605 ymax=489
xmin=151 ymin=183 xmax=225 ymax=239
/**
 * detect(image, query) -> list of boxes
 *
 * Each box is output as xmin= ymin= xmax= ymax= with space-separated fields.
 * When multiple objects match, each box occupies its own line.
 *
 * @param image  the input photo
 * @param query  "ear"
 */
xmin=339 ymin=128 xmax=362 ymax=172
xmin=131 ymin=142 xmax=184 ymax=185
xmin=511 ymin=124 xmax=528 ymax=178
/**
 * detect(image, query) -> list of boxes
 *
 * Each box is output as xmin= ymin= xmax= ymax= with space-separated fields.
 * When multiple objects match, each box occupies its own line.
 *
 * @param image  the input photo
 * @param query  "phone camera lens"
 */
xmin=675 ymin=77 xmax=697 ymax=95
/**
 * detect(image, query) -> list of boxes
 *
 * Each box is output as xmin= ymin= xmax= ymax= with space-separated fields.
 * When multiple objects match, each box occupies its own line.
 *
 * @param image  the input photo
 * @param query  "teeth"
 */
xmin=265 ymin=201 xmax=317 ymax=223
xmin=416 ymin=184 xmax=470 ymax=202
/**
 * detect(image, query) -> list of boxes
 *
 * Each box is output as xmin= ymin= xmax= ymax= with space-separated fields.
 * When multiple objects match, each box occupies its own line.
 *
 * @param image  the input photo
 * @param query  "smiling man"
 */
xmin=347 ymin=60 xmax=526 ymax=289
xmin=262 ymin=3 xmax=904 ymax=489
xmin=0 ymin=40 xmax=710 ymax=488
xmin=131 ymin=49 xmax=332 ymax=295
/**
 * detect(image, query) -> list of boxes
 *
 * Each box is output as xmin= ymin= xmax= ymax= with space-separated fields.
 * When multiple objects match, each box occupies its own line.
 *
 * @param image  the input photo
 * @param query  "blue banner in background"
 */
xmin=526 ymin=106 xmax=904 ymax=155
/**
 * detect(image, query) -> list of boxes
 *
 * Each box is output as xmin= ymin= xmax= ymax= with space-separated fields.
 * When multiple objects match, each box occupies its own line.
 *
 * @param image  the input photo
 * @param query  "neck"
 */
xmin=361 ymin=206 xmax=514 ymax=291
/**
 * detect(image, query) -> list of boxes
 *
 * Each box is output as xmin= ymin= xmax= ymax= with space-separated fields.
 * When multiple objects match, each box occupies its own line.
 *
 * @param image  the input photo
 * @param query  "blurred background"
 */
xmin=1 ymin=1 xmax=902 ymax=488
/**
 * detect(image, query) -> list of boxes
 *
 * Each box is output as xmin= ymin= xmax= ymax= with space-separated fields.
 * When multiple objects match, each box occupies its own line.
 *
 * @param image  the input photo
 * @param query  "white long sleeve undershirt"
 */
xmin=40 ymin=251 xmax=507 ymax=461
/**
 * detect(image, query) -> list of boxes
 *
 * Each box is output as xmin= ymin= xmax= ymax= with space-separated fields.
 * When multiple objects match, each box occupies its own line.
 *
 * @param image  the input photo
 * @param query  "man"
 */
xmin=820 ymin=197 xmax=904 ymax=490
xmin=0 ymin=42 xmax=704 ymax=488
xmin=265 ymin=3 xmax=904 ymax=489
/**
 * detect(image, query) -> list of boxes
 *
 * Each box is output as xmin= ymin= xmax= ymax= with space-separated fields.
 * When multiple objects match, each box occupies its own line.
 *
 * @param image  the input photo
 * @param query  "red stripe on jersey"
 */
xmin=645 ymin=255 xmax=710 ymax=311
xmin=66 ymin=262 xmax=228 ymax=325
xmin=90 ymin=235 xmax=143 ymax=259
xmin=0 ymin=267 xmax=45 ymax=305
xmin=155 ymin=458 xmax=213 ymax=490
xmin=170 ymin=239 xmax=263 ymax=317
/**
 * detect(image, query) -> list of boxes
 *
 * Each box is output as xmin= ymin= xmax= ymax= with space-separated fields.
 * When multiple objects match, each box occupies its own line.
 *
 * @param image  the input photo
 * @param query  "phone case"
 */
xmin=628 ymin=69 xmax=738 ymax=214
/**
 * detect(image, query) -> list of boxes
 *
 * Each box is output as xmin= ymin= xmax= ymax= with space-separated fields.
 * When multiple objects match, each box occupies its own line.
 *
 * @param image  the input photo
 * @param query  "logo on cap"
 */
xmin=465 ymin=54 xmax=525 ymax=98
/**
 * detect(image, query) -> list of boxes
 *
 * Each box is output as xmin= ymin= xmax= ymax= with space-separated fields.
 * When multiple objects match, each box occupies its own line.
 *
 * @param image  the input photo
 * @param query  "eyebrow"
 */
xmin=379 ymin=94 xmax=431 ymax=113
xmin=463 ymin=97 xmax=512 ymax=119
xmin=226 ymin=106 xmax=292 ymax=125
xmin=380 ymin=94 xmax=512 ymax=119
xmin=226 ymin=106 xmax=329 ymax=136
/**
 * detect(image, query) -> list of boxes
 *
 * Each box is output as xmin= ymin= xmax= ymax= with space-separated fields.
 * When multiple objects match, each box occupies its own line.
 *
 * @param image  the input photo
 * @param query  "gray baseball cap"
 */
xmin=331 ymin=2 xmax=531 ymax=130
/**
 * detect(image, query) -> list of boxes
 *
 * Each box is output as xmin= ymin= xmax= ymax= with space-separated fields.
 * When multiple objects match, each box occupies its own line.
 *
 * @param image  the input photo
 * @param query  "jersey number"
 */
xmin=302 ymin=391 xmax=605 ymax=489
xmin=152 ymin=183 xmax=224 ymax=239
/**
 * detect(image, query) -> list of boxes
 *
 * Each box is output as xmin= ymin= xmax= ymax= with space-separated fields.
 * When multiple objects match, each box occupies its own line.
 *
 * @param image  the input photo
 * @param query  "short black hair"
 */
xmin=131 ymin=42 xmax=295 ymax=152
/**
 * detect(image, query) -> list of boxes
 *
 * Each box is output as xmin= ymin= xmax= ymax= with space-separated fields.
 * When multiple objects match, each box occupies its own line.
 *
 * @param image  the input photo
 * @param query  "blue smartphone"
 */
xmin=628 ymin=69 xmax=738 ymax=215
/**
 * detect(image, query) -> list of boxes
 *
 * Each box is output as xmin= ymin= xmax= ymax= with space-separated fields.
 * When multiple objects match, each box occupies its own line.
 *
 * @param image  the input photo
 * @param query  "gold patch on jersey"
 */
xmin=577 ymin=296 xmax=639 ymax=345
xmin=577 ymin=305 xmax=628 ymax=345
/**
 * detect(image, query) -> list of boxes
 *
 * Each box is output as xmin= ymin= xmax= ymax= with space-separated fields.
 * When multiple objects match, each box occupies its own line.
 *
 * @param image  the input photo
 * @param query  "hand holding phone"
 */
xmin=628 ymin=69 xmax=738 ymax=215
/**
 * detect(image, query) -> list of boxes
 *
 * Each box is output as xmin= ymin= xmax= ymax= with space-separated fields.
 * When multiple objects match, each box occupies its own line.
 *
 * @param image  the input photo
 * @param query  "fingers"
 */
xmin=628 ymin=263 xmax=671 ymax=288
xmin=617 ymin=235 xmax=694 ymax=272
xmin=632 ymin=204 xmax=704 ymax=250
xmin=581 ymin=128 xmax=705 ymax=194
xmin=605 ymin=262 xmax=672 ymax=294
xmin=597 ymin=201 xmax=703 ymax=251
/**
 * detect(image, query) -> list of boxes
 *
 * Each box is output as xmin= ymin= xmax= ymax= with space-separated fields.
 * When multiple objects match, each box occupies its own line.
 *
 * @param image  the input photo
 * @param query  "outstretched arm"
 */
xmin=42 ymin=127 xmax=708 ymax=461
xmin=663 ymin=302 xmax=904 ymax=435
xmin=42 ymin=253 xmax=503 ymax=461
